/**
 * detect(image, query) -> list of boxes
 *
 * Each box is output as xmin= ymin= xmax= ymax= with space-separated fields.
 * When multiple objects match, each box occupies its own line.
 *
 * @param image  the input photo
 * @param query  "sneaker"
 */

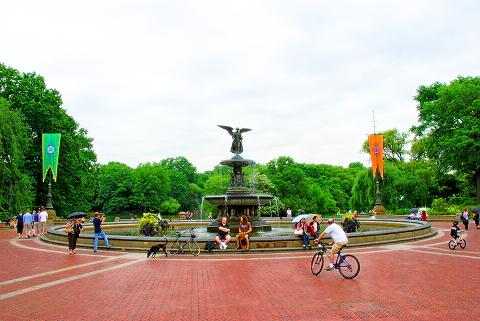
xmin=325 ymin=267 xmax=335 ymax=271
xmin=220 ymin=242 xmax=226 ymax=250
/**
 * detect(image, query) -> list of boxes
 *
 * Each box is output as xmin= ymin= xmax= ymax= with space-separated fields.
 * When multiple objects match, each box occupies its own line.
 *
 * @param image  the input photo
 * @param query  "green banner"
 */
xmin=42 ymin=133 xmax=61 ymax=182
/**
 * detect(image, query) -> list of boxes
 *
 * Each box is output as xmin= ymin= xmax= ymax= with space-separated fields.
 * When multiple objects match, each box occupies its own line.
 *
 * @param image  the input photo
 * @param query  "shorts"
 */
xmin=37 ymin=222 xmax=46 ymax=230
xmin=331 ymin=242 xmax=348 ymax=254
xmin=24 ymin=224 xmax=32 ymax=232
xmin=217 ymin=234 xmax=228 ymax=241
xmin=16 ymin=225 xmax=24 ymax=234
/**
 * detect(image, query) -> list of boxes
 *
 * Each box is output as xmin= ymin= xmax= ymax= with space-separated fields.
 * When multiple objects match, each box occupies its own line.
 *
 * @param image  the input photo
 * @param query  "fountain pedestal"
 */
xmin=205 ymin=155 xmax=274 ymax=233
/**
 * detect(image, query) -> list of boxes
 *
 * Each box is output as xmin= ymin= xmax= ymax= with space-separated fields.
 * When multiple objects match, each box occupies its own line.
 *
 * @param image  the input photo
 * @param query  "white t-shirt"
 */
xmin=39 ymin=211 xmax=48 ymax=222
xmin=324 ymin=223 xmax=348 ymax=243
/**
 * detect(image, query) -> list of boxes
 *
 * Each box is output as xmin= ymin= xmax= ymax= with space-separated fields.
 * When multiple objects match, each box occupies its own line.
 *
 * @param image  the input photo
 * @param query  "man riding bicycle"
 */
xmin=315 ymin=218 xmax=348 ymax=271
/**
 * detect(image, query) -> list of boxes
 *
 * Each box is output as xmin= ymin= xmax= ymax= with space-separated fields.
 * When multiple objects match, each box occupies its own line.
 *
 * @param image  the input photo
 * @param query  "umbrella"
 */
xmin=292 ymin=214 xmax=311 ymax=223
xmin=66 ymin=212 xmax=87 ymax=219
xmin=471 ymin=207 xmax=480 ymax=212
xmin=418 ymin=207 xmax=428 ymax=211
xmin=409 ymin=208 xmax=418 ymax=214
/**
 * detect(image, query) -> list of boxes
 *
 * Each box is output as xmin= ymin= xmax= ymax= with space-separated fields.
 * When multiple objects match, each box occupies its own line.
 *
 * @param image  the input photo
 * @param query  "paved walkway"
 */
xmin=1 ymin=222 xmax=479 ymax=320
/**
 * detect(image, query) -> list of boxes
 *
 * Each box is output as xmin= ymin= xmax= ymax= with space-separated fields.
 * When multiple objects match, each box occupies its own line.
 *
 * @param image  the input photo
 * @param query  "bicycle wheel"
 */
xmin=311 ymin=252 xmax=324 ymax=275
xmin=169 ymin=240 xmax=181 ymax=255
xmin=448 ymin=240 xmax=456 ymax=250
xmin=459 ymin=239 xmax=467 ymax=249
xmin=338 ymin=254 xmax=360 ymax=279
xmin=188 ymin=239 xmax=201 ymax=256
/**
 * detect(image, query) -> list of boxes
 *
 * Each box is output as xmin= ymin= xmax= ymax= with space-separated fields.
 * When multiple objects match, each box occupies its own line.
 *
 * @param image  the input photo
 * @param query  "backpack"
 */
xmin=204 ymin=241 xmax=215 ymax=252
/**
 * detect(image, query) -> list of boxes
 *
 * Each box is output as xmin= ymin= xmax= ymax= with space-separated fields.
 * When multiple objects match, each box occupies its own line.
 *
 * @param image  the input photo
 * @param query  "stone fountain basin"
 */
xmin=42 ymin=219 xmax=435 ymax=252
xmin=204 ymin=194 xmax=274 ymax=206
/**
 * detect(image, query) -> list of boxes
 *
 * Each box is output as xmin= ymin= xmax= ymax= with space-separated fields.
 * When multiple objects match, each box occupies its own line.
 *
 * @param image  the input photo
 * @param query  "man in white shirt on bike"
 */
xmin=315 ymin=218 xmax=348 ymax=271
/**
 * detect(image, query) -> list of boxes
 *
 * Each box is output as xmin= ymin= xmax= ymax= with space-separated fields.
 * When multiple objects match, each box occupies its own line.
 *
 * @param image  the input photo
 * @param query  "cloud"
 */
xmin=2 ymin=0 xmax=480 ymax=172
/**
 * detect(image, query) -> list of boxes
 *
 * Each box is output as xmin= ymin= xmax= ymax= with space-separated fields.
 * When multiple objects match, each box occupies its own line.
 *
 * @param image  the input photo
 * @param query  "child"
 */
xmin=450 ymin=220 xmax=463 ymax=240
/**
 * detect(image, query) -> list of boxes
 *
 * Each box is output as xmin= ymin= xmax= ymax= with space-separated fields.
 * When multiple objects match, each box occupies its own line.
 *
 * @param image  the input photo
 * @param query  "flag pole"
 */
xmin=45 ymin=169 xmax=53 ymax=209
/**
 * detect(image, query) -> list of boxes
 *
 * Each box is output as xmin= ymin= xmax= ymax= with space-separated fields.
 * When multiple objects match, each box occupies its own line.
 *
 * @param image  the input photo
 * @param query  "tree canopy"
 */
xmin=412 ymin=76 xmax=480 ymax=203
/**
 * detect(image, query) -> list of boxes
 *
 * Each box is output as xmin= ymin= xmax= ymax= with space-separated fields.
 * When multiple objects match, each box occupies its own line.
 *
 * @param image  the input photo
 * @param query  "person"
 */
xmin=15 ymin=211 xmax=24 ymax=239
xmin=157 ymin=213 xmax=162 ymax=221
xmin=461 ymin=209 xmax=469 ymax=230
xmin=315 ymin=218 xmax=348 ymax=271
xmin=421 ymin=211 xmax=428 ymax=221
xmin=296 ymin=217 xmax=311 ymax=250
xmin=32 ymin=210 xmax=39 ymax=237
xmin=92 ymin=212 xmax=111 ymax=252
xmin=38 ymin=207 xmax=48 ymax=236
xmin=450 ymin=220 xmax=463 ymax=240
xmin=65 ymin=217 xmax=83 ymax=254
xmin=23 ymin=210 xmax=33 ymax=239
xmin=353 ymin=211 xmax=358 ymax=218
xmin=309 ymin=215 xmax=320 ymax=240
xmin=473 ymin=210 xmax=480 ymax=229
xmin=286 ymin=207 xmax=292 ymax=218
xmin=208 ymin=212 xmax=213 ymax=219
xmin=215 ymin=217 xmax=231 ymax=249
xmin=235 ymin=215 xmax=252 ymax=251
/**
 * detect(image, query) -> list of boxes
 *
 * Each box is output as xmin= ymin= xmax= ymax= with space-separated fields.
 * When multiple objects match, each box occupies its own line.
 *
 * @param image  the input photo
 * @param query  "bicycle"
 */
xmin=448 ymin=232 xmax=466 ymax=250
xmin=169 ymin=228 xmax=201 ymax=256
xmin=310 ymin=242 xmax=360 ymax=279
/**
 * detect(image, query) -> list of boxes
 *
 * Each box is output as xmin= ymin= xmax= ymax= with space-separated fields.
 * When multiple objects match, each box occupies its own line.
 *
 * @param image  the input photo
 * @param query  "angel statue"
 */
xmin=218 ymin=125 xmax=252 ymax=155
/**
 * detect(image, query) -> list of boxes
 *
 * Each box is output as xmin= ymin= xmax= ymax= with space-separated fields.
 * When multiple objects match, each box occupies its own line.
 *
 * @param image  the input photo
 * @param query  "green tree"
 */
xmin=412 ymin=76 xmax=480 ymax=203
xmin=0 ymin=99 xmax=34 ymax=216
xmin=131 ymin=163 xmax=171 ymax=213
xmin=95 ymin=162 xmax=133 ymax=214
xmin=0 ymin=63 xmax=97 ymax=216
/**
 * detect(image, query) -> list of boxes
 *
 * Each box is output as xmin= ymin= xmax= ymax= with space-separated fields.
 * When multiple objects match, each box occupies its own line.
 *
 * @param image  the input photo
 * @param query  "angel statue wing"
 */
xmin=217 ymin=125 xmax=234 ymax=137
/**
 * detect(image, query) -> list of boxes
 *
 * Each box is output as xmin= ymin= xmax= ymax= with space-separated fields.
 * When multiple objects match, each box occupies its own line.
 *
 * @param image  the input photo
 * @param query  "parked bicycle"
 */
xmin=449 ymin=232 xmax=467 ymax=250
xmin=169 ymin=228 xmax=201 ymax=256
xmin=311 ymin=242 xmax=360 ymax=279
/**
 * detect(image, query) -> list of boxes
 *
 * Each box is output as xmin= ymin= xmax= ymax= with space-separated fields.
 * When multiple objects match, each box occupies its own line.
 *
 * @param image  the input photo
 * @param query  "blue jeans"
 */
xmin=300 ymin=233 xmax=309 ymax=247
xmin=94 ymin=231 xmax=110 ymax=251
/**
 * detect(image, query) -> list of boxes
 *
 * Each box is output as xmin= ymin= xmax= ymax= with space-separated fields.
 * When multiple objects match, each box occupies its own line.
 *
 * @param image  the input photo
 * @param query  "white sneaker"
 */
xmin=220 ymin=242 xmax=226 ymax=250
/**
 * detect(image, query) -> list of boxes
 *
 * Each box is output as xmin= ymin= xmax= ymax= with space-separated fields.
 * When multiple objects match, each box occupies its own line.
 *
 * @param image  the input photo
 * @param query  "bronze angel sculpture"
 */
xmin=218 ymin=125 xmax=252 ymax=155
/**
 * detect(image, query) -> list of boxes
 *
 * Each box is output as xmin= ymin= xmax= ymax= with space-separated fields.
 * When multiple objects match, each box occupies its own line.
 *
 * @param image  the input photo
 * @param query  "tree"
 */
xmin=95 ymin=162 xmax=133 ymax=214
xmin=131 ymin=163 xmax=171 ymax=213
xmin=0 ymin=63 xmax=97 ymax=216
xmin=0 ymin=99 xmax=34 ymax=217
xmin=412 ymin=76 xmax=480 ymax=204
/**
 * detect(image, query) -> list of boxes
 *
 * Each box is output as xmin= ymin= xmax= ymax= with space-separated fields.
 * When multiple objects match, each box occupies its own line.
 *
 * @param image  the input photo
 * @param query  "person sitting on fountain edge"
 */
xmin=215 ymin=217 xmax=231 ymax=250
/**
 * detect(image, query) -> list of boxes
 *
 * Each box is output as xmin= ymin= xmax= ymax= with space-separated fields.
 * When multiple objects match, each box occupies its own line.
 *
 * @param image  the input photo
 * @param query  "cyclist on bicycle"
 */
xmin=315 ymin=218 xmax=348 ymax=271
xmin=450 ymin=220 xmax=463 ymax=239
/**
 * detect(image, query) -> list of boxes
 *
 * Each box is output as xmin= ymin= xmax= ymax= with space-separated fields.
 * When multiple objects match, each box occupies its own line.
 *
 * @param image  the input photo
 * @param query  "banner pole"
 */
xmin=45 ymin=169 xmax=53 ymax=209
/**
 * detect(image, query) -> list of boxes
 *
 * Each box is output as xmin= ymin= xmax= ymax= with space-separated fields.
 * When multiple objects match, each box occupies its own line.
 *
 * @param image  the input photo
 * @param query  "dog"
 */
xmin=147 ymin=238 xmax=169 ymax=258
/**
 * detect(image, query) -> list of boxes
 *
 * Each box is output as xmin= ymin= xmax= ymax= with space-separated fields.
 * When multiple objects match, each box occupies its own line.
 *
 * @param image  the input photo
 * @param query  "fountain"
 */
xmin=205 ymin=125 xmax=274 ymax=232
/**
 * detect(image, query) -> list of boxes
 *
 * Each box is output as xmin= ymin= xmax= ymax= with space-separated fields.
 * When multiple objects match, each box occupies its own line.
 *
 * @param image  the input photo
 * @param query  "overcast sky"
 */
xmin=2 ymin=1 xmax=480 ymax=172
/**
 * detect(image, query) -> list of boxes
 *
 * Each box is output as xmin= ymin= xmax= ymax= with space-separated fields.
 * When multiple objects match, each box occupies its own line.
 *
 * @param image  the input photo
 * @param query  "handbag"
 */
xmin=294 ymin=228 xmax=304 ymax=235
xmin=65 ymin=226 xmax=72 ymax=233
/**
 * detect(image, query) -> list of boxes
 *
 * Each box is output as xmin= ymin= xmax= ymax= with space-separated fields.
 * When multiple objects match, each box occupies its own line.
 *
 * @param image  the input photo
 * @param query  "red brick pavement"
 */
xmin=1 ymin=222 xmax=479 ymax=320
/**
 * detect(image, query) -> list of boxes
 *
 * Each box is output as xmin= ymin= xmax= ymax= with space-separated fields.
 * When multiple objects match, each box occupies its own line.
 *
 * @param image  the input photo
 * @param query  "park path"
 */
xmin=0 ymin=222 xmax=479 ymax=320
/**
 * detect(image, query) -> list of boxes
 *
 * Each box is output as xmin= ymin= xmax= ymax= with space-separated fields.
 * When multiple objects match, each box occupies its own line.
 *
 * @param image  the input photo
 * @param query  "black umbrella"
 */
xmin=66 ymin=212 xmax=87 ymax=219
xmin=409 ymin=208 xmax=418 ymax=214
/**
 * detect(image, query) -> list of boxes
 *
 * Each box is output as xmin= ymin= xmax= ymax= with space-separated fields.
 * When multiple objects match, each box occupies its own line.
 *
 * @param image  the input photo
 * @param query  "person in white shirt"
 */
xmin=38 ymin=207 xmax=49 ymax=236
xmin=315 ymin=219 xmax=348 ymax=271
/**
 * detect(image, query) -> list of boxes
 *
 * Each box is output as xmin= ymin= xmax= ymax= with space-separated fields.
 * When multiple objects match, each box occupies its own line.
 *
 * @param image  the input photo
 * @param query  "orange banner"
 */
xmin=368 ymin=135 xmax=384 ymax=178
